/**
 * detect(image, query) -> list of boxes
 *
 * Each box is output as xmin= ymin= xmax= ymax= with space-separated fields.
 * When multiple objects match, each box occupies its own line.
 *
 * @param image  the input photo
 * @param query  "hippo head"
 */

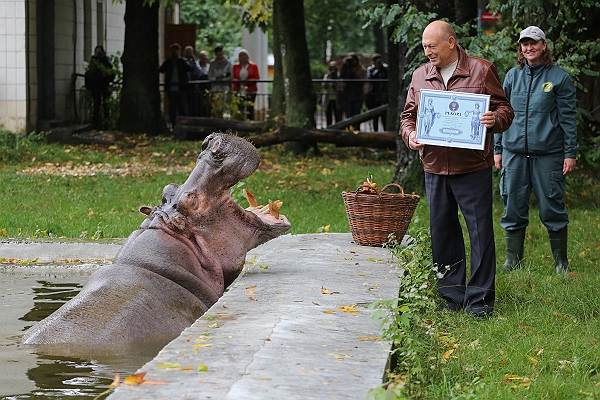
xmin=145 ymin=133 xmax=290 ymax=248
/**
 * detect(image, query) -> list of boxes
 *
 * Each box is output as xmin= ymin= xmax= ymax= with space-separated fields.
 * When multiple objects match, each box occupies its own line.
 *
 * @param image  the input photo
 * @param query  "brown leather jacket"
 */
xmin=400 ymin=46 xmax=514 ymax=175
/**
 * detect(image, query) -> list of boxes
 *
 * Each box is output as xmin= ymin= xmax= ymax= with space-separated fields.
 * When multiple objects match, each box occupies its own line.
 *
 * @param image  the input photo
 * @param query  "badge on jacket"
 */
xmin=543 ymin=82 xmax=554 ymax=92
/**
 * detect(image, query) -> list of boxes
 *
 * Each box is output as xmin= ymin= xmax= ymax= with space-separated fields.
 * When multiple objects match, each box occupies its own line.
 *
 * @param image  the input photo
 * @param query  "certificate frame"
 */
xmin=416 ymin=89 xmax=490 ymax=150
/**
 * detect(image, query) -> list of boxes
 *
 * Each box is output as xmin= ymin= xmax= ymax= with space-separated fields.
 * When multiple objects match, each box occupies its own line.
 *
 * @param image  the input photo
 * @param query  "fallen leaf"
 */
xmin=157 ymin=362 xmax=182 ymax=369
xmin=503 ymin=374 xmax=532 ymax=389
xmin=245 ymin=285 xmax=257 ymax=301
xmin=109 ymin=373 xmax=121 ymax=388
xmin=528 ymin=356 xmax=539 ymax=366
xmin=322 ymin=309 xmax=337 ymax=314
xmin=357 ymin=335 xmax=380 ymax=342
xmin=197 ymin=363 xmax=209 ymax=372
xmin=329 ymin=352 xmax=352 ymax=361
xmin=193 ymin=343 xmax=213 ymax=349
xmin=367 ymin=257 xmax=384 ymax=263
xmin=317 ymin=224 xmax=331 ymax=233
xmin=536 ymin=348 xmax=544 ymax=356
xmin=337 ymin=305 xmax=359 ymax=315
xmin=124 ymin=372 xmax=146 ymax=385
xmin=442 ymin=348 xmax=455 ymax=362
xmin=320 ymin=287 xmax=340 ymax=295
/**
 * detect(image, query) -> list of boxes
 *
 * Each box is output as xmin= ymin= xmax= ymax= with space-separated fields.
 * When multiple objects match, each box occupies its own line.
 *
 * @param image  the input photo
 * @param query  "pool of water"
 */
xmin=0 ymin=269 xmax=154 ymax=399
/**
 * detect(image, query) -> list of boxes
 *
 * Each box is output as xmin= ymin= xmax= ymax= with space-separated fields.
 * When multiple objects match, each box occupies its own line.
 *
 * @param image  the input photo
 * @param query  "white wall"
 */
xmin=0 ymin=0 xmax=27 ymax=132
xmin=105 ymin=0 xmax=125 ymax=55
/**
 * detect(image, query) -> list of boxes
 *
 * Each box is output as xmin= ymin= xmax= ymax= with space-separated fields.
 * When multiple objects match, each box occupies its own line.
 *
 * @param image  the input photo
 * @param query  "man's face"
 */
xmin=422 ymin=31 xmax=456 ymax=68
xmin=199 ymin=53 xmax=209 ymax=64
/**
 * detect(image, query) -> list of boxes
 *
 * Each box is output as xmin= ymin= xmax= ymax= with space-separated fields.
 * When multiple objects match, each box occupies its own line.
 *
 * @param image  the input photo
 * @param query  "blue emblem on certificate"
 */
xmin=416 ymin=89 xmax=490 ymax=150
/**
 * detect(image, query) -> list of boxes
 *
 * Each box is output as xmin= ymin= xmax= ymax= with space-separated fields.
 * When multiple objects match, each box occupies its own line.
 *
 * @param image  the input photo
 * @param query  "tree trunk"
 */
xmin=276 ymin=0 xmax=317 ymax=154
xmin=118 ymin=0 xmax=162 ymax=134
xmin=271 ymin=1 xmax=285 ymax=118
xmin=388 ymin=1 xmax=422 ymax=190
xmin=454 ymin=0 xmax=478 ymax=35
xmin=373 ymin=23 xmax=387 ymax=59
xmin=246 ymin=127 xmax=395 ymax=149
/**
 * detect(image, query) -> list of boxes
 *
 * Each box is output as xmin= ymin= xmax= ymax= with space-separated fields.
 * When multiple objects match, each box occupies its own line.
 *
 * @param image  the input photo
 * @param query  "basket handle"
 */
xmin=380 ymin=183 xmax=405 ymax=195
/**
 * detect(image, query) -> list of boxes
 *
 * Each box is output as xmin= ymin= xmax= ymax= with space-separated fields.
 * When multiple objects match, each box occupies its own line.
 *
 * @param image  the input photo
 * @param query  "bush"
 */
xmin=0 ymin=130 xmax=44 ymax=163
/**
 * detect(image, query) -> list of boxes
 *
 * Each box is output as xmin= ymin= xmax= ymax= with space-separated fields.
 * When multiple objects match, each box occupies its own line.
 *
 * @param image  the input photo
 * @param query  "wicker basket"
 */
xmin=342 ymin=183 xmax=420 ymax=247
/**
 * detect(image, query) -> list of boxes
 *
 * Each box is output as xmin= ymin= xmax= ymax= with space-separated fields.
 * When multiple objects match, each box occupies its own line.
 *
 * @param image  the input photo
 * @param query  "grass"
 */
xmin=1 ymin=130 xmax=599 ymax=398
xmin=0 ymin=131 xmax=396 ymax=238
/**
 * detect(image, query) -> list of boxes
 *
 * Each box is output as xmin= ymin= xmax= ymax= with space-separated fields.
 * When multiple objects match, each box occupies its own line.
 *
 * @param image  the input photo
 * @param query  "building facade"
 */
xmin=0 ymin=0 xmax=176 ymax=132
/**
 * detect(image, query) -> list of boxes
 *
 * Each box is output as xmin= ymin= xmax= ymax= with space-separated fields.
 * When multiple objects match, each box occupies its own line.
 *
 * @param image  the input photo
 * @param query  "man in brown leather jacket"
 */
xmin=401 ymin=20 xmax=514 ymax=317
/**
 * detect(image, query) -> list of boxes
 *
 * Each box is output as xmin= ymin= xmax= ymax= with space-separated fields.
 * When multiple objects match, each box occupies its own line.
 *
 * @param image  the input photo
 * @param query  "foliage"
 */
xmin=369 ymin=229 xmax=445 ymax=399
xmin=304 ymin=0 xmax=375 ymax=64
xmin=0 ymin=130 xmax=44 ymax=163
xmin=179 ymin=0 xmax=242 ymax=55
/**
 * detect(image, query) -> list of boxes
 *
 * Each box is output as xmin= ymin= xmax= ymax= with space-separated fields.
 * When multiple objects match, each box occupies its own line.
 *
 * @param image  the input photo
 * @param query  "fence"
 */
xmin=74 ymin=76 xmax=389 ymax=132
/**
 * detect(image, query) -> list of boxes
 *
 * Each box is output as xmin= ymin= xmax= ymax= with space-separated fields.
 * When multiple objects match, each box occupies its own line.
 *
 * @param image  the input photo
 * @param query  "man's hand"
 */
xmin=480 ymin=111 xmax=496 ymax=129
xmin=408 ymin=130 xmax=424 ymax=150
xmin=494 ymin=154 xmax=502 ymax=170
xmin=563 ymin=158 xmax=576 ymax=175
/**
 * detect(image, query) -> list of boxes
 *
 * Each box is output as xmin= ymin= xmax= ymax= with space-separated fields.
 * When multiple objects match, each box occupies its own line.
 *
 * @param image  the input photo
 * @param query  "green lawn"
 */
xmin=1 ymin=132 xmax=598 ymax=399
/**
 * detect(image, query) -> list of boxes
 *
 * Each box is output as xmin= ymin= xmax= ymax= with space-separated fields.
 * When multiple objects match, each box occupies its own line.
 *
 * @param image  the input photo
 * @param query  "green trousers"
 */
xmin=499 ymin=151 xmax=569 ymax=232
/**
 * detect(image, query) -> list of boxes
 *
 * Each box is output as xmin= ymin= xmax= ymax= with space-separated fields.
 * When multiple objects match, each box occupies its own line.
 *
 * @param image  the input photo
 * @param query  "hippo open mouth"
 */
xmin=23 ymin=133 xmax=291 ymax=356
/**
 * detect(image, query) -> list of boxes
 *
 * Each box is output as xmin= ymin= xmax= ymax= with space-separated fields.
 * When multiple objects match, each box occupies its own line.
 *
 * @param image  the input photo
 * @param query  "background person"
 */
xmin=322 ymin=60 xmax=342 ymax=126
xmin=494 ymin=26 xmax=577 ymax=274
xmin=365 ymin=54 xmax=388 ymax=131
xmin=85 ymin=45 xmax=115 ymax=128
xmin=232 ymin=49 xmax=260 ymax=120
xmin=183 ymin=46 xmax=203 ymax=116
xmin=197 ymin=50 xmax=211 ymax=117
xmin=401 ymin=20 xmax=514 ymax=318
xmin=159 ymin=43 xmax=191 ymax=129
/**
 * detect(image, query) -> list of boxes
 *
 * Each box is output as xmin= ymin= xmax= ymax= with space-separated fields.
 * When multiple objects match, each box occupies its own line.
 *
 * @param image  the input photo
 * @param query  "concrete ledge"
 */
xmin=109 ymin=233 xmax=399 ymax=400
xmin=0 ymin=240 xmax=121 ymax=264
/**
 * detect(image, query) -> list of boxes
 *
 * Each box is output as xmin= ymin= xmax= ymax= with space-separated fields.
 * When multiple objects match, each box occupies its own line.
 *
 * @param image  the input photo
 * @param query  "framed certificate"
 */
xmin=416 ymin=89 xmax=490 ymax=150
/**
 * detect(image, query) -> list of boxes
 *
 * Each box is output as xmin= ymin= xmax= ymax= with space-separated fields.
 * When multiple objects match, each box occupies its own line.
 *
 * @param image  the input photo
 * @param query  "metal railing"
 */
xmin=73 ymin=75 xmax=389 ymax=132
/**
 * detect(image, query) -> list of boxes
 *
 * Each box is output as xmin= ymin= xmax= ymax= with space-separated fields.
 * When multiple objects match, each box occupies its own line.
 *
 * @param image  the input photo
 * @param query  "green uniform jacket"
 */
xmin=494 ymin=63 xmax=577 ymax=158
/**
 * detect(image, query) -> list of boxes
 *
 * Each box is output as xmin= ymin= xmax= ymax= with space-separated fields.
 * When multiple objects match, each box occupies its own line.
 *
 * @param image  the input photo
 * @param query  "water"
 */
xmin=0 ymin=270 xmax=153 ymax=399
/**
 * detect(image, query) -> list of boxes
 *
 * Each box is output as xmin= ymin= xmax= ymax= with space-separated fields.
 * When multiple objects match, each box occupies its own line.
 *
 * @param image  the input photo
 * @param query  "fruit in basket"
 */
xmin=358 ymin=177 xmax=378 ymax=194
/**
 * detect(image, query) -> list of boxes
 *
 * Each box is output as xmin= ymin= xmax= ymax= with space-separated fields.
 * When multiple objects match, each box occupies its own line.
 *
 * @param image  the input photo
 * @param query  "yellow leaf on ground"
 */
xmin=124 ymin=372 xmax=146 ymax=385
xmin=337 ymin=305 xmax=359 ymax=315
xmin=329 ymin=352 xmax=352 ymax=361
xmin=322 ymin=309 xmax=336 ymax=314
xmin=528 ymin=356 xmax=539 ymax=366
xmin=442 ymin=348 xmax=455 ymax=362
xmin=357 ymin=335 xmax=380 ymax=342
xmin=317 ymin=224 xmax=331 ymax=233
xmin=193 ymin=343 xmax=213 ymax=349
xmin=503 ymin=374 xmax=532 ymax=389
xmin=109 ymin=373 xmax=121 ymax=388
xmin=157 ymin=362 xmax=182 ymax=369
xmin=197 ymin=363 xmax=209 ymax=372
xmin=320 ymin=287 xmax=340 ymax=295
xmin=245 ymin=285 xmax=257 ymax=301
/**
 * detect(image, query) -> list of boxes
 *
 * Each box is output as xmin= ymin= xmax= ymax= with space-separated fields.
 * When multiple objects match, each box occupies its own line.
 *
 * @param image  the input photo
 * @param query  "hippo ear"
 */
xmin=209 ymin=137 xmax=223 ymax=154
xmin=201 ymin=134 xmax=214 ymax=151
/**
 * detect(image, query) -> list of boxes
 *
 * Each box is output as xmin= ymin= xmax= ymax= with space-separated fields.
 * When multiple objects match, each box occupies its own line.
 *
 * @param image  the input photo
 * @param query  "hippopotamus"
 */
xmin=23 ymin=133 xmax=290 ymax=357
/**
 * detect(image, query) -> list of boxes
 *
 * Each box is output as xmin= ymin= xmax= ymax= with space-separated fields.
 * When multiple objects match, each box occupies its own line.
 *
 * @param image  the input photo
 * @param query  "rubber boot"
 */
xmin=502 ymin=228 xmax=525 ymax=272
xmin=549 ymin=228 xmax=569 ymax=274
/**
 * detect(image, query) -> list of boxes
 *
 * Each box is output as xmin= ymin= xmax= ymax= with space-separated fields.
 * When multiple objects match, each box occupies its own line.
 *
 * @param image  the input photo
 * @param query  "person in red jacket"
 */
xmin=232 ymin=49 xmax=260 ymax=120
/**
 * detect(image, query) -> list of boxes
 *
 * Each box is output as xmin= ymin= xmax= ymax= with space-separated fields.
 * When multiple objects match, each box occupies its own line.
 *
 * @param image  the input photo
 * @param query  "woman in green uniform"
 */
xmin=494 ymin=26 xmax=577 ymax=274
